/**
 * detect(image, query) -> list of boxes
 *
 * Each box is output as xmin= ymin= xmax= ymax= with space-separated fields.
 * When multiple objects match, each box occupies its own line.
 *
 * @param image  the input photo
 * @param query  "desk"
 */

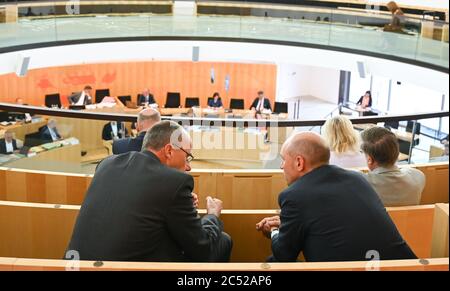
xmin=0 ymin=118 xmax=47 ymax=141
xmin=1 ymin=139 xmax=81 ymax=168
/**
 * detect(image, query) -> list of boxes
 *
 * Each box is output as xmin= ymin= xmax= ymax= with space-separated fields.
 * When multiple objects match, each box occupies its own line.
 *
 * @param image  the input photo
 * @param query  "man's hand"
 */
xmin=191 ymin=192 xmax=199 ymax=209
xmin=256 ymin=216 xmax=280 ymax=238
xmin=206 ymin=196 xmax=223 ymax=218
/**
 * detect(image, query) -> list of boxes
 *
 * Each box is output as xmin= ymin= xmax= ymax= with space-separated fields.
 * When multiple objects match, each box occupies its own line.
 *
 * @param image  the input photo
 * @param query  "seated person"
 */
xmin=68 ymin=85 xmax=93 ymax=105
xmin=356 ymin=90 xmax=372 ymax=111
xmin=441 ymin=134 xmax=449 ymax=156
xmin=256 ymin=132 xmax=416 ymax=262
xmin=250 ymin=91 xmax=272 ymax=113
xmin=113 ymin=108 xmax=160 ymax=154
xmin=322 ymin=115 xmax=366 ymax=168
xmin=66 ymin=120 xmax=232 ymax=262
xmin=0 ymin=131 xmax=20 ymax=154
xmin=102 ymin=121 xmax=128 ymax=141
xmin=360 ymin=126 xmax=425 ymax=206
xmin=208 ymin=92 xmax=223 ymax=108
xmin=40 ymin=119 xmax=63 ymax=142
xmin=137 ymin=88 xmax=157 ymax=106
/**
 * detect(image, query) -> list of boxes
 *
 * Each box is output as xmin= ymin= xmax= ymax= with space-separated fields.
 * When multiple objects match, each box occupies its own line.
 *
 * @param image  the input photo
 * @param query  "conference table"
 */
xmin=50 ymin=103 xmax=290 ymax=166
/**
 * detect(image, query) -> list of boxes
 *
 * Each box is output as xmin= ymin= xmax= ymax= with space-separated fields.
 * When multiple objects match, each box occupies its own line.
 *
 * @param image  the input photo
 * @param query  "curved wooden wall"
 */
xmin=0 ymin=61 xmax=277 ymax=108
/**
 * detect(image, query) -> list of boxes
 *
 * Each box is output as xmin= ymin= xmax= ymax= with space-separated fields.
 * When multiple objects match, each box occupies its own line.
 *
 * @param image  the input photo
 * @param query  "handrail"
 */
xmin=1 ymin=102 xmax=448 ymax=127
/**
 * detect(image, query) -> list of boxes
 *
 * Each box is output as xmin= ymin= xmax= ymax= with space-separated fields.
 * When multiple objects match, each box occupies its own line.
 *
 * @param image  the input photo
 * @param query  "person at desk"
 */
xmin=113 ymin=108 xmax=161 ymax=154
xmin=40 ymin=119 xmax=63 ymax=142
xmin=68 ymin=85 xmax=93 ymax=105
xmin=66 ymin=121 xmax=232 ymax=262
xmin=14 ymin=98 xmax=32 ymax=122
xmin=102 ymin=121 xmax=128 ymax=141
xmin=137 ymin=88 xmax=157 ymax=106
xmin=208 ymin=92 xmax=223 ymax=108
xmin=255 ymin=132 xmax=416 ymax=262
xmin=0 ymin=131 xmax=20 ymax=154
xmin=356 ymin=91 xmax=372 ymax=111
xmin=361 ymin=126 xmax=425 ymax=206
xmin=250 ymin=91 xmax=272 ymax=113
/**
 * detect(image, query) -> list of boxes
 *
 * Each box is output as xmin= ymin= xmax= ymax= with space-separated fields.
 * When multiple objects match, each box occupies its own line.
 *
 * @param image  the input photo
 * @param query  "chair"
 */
xmin=273 ymin=102 xmax=288 ymax=114
xmin=362 ymin=110 xmax=378 ymax=117
xmin=185 ymin=97 xmax=200 ymax=108
xmin=406 ymin=121 xmax=421 ymax=135
xmin=95 ymin=89 xmax=110 ymax=103
xmin=207 ymin=97 xmax=213 ymax=106
xmin=24 ymin=132 xmax=48 ymax=147
xmin=229 ymin=98 xmax=244 ymax=110
xmin=165 ymin=92 xmax=181 ymax=108
xmin=44 ymin=93 xmax=61 ymax=108
xmin=118 ymin=95 xmax=131 ymax=106
xmin=384 ymin=120 xmax=399 ymax=130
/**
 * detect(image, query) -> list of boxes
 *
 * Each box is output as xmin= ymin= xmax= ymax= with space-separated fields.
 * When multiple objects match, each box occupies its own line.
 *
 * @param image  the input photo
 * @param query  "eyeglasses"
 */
xmin=173 ymin=145 xmax=194 ymax=163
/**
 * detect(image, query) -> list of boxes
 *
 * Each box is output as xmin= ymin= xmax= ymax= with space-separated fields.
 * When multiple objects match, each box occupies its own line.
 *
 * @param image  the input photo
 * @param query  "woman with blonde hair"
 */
xmin=322 ymin=115 xmax=366 ymax=168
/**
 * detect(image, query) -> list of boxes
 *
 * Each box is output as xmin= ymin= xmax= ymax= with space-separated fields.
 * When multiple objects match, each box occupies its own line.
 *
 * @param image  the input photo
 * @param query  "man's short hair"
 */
xmin=84 ymin=85 xmax=92 ymax=90
xmin=361 ymin=126 xmax=399 ymax=167
xmin=137 ymin=109 xmax=160 ymax=125
xmin=142 ymin=120 xmax=185 ymax=151
xmin=257 ymin=91 xmax=264 ymax=95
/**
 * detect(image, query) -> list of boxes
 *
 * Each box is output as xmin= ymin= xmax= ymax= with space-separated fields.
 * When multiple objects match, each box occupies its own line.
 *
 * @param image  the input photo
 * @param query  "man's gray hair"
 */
xmin=142 ymin=120 xmax=186 ymax=151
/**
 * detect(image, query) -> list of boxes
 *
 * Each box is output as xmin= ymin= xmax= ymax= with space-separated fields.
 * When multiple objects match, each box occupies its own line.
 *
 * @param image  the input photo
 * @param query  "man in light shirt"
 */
xmin=361 ymin=126 xmax=425 ymax=206
xmin=0 ymin=131 xmax=20 ymax=154
xmin=40 ymin=119 xmax=63 ymax=142
xmin=102 ymin=121 xmax=127 ymax=141
xmin=68 ymin=85 xmax=93 ymax=105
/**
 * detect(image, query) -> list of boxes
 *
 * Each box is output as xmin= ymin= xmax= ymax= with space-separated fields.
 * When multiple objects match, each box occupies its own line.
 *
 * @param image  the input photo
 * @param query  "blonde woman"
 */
xmin=322 ymin=115 xmax=366 ymax=168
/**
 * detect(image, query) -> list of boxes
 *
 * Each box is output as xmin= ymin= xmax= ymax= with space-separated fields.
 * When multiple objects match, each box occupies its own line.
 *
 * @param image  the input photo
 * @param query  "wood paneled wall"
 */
xmin=0 ymin=163 xmax=448 ymax=208
xmin=0 ymin=61 xmax=277 ymax=108
xmin=0 ymin=201 xmax=444 ymax=262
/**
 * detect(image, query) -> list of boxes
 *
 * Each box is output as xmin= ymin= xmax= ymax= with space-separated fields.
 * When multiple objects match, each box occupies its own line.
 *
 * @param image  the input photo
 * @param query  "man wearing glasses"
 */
xmin=66 ymin=120 xmax=232 ymax=262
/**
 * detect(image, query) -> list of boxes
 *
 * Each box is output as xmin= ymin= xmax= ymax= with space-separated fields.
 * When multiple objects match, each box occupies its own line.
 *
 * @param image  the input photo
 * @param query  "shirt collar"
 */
xmin=372 ymin=165 xmax=399 ymax=174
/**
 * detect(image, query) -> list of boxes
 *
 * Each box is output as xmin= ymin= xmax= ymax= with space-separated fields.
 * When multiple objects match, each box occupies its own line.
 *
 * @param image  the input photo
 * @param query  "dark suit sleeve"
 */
xmin=271 ymin=196 xmax=305 ymax=262
xmin=0 ymin=140 xmax=6 ymax=154
xmin=102 ymin=124 xmax=110 ymax=140
xmin=166 ymin=175 xmax=223 ymax=262
xmin=250 ymin=98 xmax=258 ymax=109
xmin=356 ymin=96 xmax=363 ymax=105
xmin=265 ymin=99 xmax=272 ymax=111
xmin=149 ymin=94 xmax=156 ymax=104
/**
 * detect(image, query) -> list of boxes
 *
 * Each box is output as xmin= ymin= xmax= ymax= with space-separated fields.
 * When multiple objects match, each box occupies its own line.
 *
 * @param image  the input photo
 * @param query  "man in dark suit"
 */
xmin=102 ymin=121 xmax=128 ymax=141
xmin=256 ymin=132 xmax=416 ymax=262
xmin=112 ymin=108 xmax=160 ymax=154
xmin=0 ymin=131 xmax=19 ymax=154
xmin=137 ymin=88 xmax=157 ymax=106
xmin=66 ymin=121 xmax=232 ymax=262
xmin=250 ymin=91 xmax=272 ymax=112
xmin=68 ymin=85 xmax=93 ymax=105
xmin=40 ymin=119 xmax=62 ymax=142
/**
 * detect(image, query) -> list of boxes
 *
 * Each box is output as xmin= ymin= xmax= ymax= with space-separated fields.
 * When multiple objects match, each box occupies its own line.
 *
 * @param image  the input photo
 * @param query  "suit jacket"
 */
xmin=66 ymin=151 xmax=224 ymax=262
xmin=364 ymin=166 xmax=425 ymax=207
xmin=0 ymin=139 xmax=18 ymax=154
xmin=68 ymin=92 xmax=93 ymax=105
xmin=112 ymin=131 xmax=146 ymax=154
xmin=271 ymin=165 xmax=416 ymax=262
xmin=137 ymin=94 xmax=156 ymax=106
xmin=102 ymin=122 xmax=127 ymax=141
xmin=208 ymin=98 xmax=223 ymax=108
xmin=250 ymin=97 xmax=272 ymax=111
xmin=40 ymin=126 xmax=61 ymax=141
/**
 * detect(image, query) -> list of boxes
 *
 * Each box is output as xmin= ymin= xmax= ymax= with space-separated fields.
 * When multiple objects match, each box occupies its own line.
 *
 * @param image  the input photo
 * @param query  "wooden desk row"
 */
xmin=0 ymin=162 xmax=447 ymax=207
xmin=0 ymin=201 xmax=447 ymax=264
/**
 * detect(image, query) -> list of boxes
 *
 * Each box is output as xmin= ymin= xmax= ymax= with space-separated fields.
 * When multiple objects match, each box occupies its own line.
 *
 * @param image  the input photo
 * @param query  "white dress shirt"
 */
xmin=111 ymin=122 xmax=118 ymax=138
xmin=48 ymin=127 xmax=59 ymax=141
xmin=5 ymin=140 xmax=14 ymax=153
xmin=256 ymin=98 xmax=265 ymax=111
xmin=75 ymin=91 xmax=86 ymax=105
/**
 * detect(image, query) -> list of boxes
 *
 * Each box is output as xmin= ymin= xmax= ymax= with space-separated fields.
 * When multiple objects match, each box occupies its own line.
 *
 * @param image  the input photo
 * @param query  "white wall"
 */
xmin=276 ymin=64 xmax=341 ymax=104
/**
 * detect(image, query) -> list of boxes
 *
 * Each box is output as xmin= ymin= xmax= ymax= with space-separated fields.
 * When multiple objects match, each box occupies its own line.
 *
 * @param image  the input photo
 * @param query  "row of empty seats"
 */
xmin=0 ymin=201 xmax=447 ymax=267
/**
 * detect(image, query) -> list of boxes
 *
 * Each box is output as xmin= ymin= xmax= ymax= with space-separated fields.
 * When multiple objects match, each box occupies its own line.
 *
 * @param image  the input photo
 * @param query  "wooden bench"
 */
xmin=0 ymin=257 xmax=448 ymax=271
xmin=0 ymin=162 xmax=448 ymax=208
xmin=0 ymin=201 xmax=447 ymax=264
